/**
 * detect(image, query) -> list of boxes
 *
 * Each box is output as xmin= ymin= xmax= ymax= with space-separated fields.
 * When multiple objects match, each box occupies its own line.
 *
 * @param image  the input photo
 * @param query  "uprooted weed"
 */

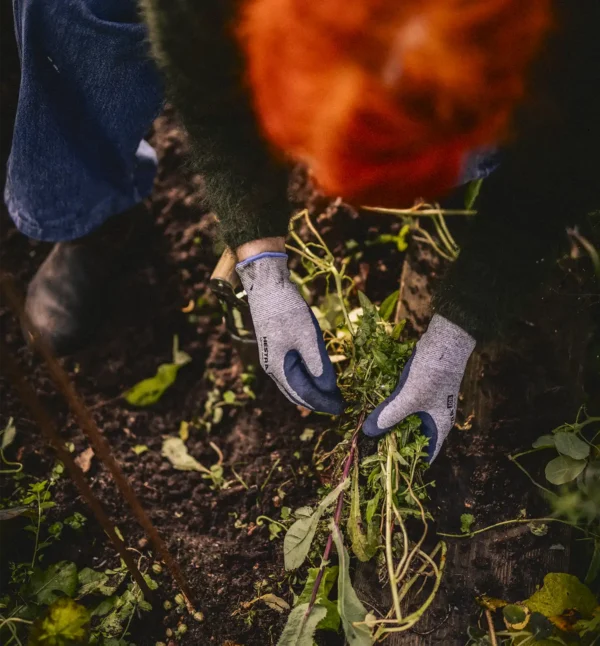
xmin=267 ymin=210 xmax=445 ymax=646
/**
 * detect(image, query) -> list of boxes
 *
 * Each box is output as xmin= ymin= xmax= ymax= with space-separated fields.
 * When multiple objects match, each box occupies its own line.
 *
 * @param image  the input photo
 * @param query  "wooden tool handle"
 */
xmin=210 ymin=247 xmax=240 ymax=290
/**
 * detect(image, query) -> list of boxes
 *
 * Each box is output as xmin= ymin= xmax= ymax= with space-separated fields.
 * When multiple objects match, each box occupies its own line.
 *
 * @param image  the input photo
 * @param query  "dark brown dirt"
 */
xmin=1 ymin=7 xmax=599 ymax=646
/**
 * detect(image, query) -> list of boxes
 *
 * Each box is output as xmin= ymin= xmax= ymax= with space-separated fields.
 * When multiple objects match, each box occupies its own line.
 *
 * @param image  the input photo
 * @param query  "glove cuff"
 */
xmin=236 ymin=251 xmax=288 ymax=269
xmin=417 ymin=314 xmax=476 ymax=373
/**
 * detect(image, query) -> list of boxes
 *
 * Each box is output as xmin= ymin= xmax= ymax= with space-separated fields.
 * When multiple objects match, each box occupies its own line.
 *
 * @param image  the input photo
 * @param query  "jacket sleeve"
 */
xmin=139 ymin=0 xmax=292 ymax=249
xmin=433 ymin=0 xmax=599 ymax=342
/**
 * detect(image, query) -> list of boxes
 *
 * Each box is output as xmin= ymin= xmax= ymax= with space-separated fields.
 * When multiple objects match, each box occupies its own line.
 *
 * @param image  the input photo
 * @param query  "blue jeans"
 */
xmin=5 ymin=0 xmax=164 ymax=242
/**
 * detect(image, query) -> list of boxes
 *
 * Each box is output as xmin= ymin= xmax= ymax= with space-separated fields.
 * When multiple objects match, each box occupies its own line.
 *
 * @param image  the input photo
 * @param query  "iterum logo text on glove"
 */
xmin=261 ymin=336 xmax=269 ymax=369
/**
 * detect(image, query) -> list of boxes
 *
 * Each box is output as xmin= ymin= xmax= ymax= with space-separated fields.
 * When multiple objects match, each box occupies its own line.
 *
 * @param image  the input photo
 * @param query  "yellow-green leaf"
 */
xmin=29 ymin=597 xmax=90 ymax=645
xmin=525 ymin=573 xmax=597 ymax=619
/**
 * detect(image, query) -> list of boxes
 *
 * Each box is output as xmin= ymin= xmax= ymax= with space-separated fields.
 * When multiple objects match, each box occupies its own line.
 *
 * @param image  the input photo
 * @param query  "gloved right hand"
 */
xmin=236 ymin=252 xmax=344 ymax=415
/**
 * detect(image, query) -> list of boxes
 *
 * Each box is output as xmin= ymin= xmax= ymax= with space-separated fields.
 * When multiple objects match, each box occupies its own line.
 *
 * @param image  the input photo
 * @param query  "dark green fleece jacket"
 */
xmin=140 ymin=0 xmax=599 ymax=342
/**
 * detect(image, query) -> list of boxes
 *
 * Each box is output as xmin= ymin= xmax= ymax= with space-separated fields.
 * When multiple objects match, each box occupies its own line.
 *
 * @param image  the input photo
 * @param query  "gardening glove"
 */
xmin=236 ymin=252 xmax=344 ymax=415
xmin=363 ymin=314 xmax=476 ymax=461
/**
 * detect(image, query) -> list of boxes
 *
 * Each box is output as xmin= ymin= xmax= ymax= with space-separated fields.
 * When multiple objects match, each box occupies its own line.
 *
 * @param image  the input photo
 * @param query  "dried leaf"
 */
xmin=161 ymin=437 xmax=208 ymax=474
xmin=132 ymin=445 xmax=149 ymax=456
xmin=259 ymin=593 xmax=290 ymax=613
xmin=0 ymin=506 xmax=29 ymax=521
xmin=74 ymin=447 xmax=94 ymax=473
xmin=283 ymin=479 xmax=349 ymax=571
xmin=1 ymin=418 xmax=16 ymax=450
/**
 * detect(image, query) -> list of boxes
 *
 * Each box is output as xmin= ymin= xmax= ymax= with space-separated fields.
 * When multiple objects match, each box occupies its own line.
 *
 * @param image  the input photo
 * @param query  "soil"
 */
xmin=1 ymin=7 xmax=599 ymax=646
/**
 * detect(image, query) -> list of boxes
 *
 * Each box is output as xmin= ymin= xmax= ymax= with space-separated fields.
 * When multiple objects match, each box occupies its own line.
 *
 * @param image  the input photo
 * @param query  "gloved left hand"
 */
xmin=362 ymin=314 xmax=476 ymax=461
xmin=236 ymin=252 xmax=344 ymax=415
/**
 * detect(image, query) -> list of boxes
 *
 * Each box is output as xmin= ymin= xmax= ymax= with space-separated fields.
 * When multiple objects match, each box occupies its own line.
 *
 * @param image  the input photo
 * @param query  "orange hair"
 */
xmin=239 ymin=0 xmax=552 ymax=205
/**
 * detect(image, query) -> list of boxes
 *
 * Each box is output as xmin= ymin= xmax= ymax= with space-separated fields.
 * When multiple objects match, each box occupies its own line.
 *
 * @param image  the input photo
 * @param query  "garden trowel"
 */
xmin=209 ymin=247 xmax=259 ymax=365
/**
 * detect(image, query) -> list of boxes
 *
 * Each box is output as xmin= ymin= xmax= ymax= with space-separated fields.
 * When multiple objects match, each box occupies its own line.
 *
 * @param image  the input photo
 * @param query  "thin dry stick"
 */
xmin=485 ymin=609 xmax=499 ymax=646
xmin=0 ymin=275 xmax=195 ymax=607
xmin=2 ymin=347 xmax=152 ymax=599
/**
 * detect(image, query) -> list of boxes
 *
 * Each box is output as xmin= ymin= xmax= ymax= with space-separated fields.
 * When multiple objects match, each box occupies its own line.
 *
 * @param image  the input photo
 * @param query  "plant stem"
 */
xmin=439 ymin=516 xmax=600 ymax=540
xmin=304 ymin=419 xmax=363 ymax=619
xmin=31 ymin=489 xmax=43 ymax=568
xmin=508 ymin=454 xmax=557 ymax=499
xmin=485 ymin=609 xmax=499 ymax=646
xmin=385 ymin=447 xmax=403 ymax=621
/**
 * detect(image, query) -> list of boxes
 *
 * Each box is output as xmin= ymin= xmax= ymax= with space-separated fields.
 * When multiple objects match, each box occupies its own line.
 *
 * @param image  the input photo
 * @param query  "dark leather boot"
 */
xmin=23 ymin=206 xmax=150 ymax=356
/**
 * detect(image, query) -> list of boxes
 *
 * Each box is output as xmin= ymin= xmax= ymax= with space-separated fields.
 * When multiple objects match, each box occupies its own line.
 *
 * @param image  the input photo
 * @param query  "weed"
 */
xmin=272 ymin=211 xmax=444 ymax=645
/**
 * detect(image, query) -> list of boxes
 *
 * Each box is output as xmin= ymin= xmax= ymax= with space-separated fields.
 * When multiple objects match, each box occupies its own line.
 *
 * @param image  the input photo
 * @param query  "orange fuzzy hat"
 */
xmin=239 ymin=0 xmax=551 ymax=205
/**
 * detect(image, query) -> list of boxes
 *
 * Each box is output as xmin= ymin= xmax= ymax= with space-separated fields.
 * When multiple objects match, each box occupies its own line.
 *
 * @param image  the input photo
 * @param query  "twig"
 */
xmin=0 ymin=274 xmax=194 ymax=606
xmin=1 ymin=347 xmax=152 ymax=599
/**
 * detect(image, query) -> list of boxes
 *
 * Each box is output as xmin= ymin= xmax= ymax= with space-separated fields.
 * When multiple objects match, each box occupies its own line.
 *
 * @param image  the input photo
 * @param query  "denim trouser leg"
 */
xmin=5 ymin=0 xmax=164 ymax=242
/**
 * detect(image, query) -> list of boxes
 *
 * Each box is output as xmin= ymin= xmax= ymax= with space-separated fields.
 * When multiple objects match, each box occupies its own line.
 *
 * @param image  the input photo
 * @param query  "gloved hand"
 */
xmin=363 ymin=314 xmax=476 ymax=461
xmin=236 ymin=252 xmax=344 ymax=415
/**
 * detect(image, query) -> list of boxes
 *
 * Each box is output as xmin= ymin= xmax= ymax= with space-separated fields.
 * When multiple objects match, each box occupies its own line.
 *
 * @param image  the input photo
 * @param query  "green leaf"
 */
xmin=460 ymin=514 xmax=475 ymax=534
xmin=532 ymin=435 xmax=556 ymax=449
xmin=124 ymin=336 xmax=191 ymax=407
xmin=525 ymin=573 xmax=597 ymax=619
xmin=123 ymin=364 xmax=179 ymax=407
xmin=1 ymin=418 xmax=16 ymax=450
xmin=283 ymin=479 xmax=350 ymax=571
xmin=357 ymin=291 xmax=376 ymax=316
xmin=331 ymin=524 xmax=373 ymax=646
xmin=29 ymin=562 xmax=78 ymax=606
xmin=29 ymin=597 xmax=90 ymax=646
xmin=379 ymin=291 xmax=399 ymax=322
xmin=222 ymin=390 xmax=236 ymax=404
xmin=132 ymin=445 xmax=149 ymax=456
xmin=77 ymin=568 xmax=110 ymax=598
xmin=464 ymin=178 xmax=483 ymax=210
xmin=276 ymin=603 xmax=327 ymax=646
xmin=161 ymin=437 xmax=209 ymax=473
xmin=348 ymin=466 xmax=378 ymax=562
xmin=554 ymin=432 xmax=590 ymax=460
xmin=502 ymin=604 xmax=527 ymax=628
xmin=295 ymin=567 xmax=340 ymax=632
xmin=545 ymin=456 xmax=587 ymax=485
xmin=365 ymin=491 xmax=381 ymax=525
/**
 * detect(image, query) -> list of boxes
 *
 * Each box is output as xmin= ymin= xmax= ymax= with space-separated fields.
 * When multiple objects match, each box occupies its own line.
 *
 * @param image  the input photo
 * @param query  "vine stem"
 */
xmin=438 ymin=516 xmax=600 ymax=540
xmin=304 ymin=416 xmax=364 ymax=619
xmin=385 ymin=446 xmax=403 ymax=621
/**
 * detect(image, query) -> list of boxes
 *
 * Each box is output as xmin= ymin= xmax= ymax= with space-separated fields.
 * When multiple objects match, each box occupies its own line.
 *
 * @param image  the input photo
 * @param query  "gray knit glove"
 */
xmin=236 ymin=252 xmax=344 ymax=414
xmin=363 ymin=315 xmax=476 ymax=461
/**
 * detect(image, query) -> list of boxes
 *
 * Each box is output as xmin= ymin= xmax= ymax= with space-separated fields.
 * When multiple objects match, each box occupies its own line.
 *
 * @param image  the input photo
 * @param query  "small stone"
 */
xmin=138 ymin=537 xmax=148 ymax=549
xmin=165 ymin=628 xmax=173 ymax=638
xmin=193 ymin=611 xmax=204 ymax=622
